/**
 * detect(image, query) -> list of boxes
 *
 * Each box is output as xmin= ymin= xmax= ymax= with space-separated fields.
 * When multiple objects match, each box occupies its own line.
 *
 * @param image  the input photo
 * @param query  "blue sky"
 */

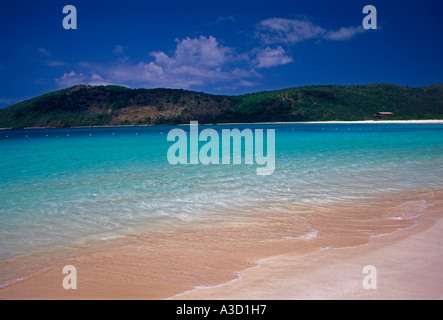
xmin=0 ymin=0 xmax=442 ymax=108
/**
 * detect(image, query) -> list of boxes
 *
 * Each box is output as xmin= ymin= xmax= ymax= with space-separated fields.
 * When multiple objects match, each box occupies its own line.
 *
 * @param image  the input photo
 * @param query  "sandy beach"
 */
xmin=216 ymin=119 xmax=443 ymax=126
xmin=0 ymin=189 xmax=441 ymax=300
xmin=302 ymin=120 xmax=443 ymax=124
xmin=174 ymin=191 xmax=443 ymax=300
xmin=1 ymin=119 xmax=442 ymax=131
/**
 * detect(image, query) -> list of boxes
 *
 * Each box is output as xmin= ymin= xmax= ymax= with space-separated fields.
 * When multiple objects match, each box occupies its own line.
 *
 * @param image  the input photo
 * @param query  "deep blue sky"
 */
xmin=0 ymin=0 xmax=442 ymax=108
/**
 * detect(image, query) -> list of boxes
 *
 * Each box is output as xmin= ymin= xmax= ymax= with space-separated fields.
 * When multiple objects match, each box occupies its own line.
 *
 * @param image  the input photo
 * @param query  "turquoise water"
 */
xmin=1 ymin=123 xmax=443 ymax=261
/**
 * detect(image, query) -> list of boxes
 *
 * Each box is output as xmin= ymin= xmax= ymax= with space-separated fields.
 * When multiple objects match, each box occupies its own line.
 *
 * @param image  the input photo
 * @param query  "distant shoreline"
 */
xmin=217 ymin=119 xmax=443 ymax=125
xmin=1 ymin=119 xmax=443 ymax=130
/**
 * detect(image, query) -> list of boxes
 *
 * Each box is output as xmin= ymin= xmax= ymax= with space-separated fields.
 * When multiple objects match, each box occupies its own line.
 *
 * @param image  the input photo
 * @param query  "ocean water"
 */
xmin=1 ymin=123 xmax=443 ymax=263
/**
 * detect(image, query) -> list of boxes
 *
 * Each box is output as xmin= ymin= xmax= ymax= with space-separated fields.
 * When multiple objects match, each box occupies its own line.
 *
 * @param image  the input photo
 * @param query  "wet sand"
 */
xmin=175 ymin=191 xmax=443 ymax=300
xmin=0 ymin=189 xmax=441 ymax=300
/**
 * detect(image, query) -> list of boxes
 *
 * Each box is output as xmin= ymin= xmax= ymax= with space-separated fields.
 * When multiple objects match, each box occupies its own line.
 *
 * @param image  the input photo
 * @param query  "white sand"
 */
xmin=1 ymin=190 xmax=441 ymax=300
xmin=173 ymin=202 xmax=443 ymax=300
xmin=216 ymin=120 xmax=443 ymax=125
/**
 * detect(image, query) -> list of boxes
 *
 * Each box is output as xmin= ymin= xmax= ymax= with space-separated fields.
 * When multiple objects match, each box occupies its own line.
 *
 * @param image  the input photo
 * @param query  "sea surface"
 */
xmin=1 ymin=123 xmax=442 ymax=269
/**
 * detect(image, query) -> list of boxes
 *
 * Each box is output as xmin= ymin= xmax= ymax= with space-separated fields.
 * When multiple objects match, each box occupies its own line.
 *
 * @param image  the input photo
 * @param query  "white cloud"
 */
xmin=257 ymin=17 xmax=365 ymax=44
xmin=257 ymin=18 xmax=326 ymax=44
xmin=55 ymin=71 xmax=112 ymax=87
xmin=56 ymin=36 xmax=259 ymax=89
xmin=89 ymin=73 xmax=113 ymax=86
xmin=324 ymin=26 xmax=366 ymax=41
xmin=141 ymin=35 xmax=257 ymax=86
xmin=55 ymin=71 xmax=85 ymax=87
xmin=53 ymin=19 xmax=367 ymax=91
xmin=162 ymin=36 xmax=232 ymax=68
xmin=254 ymin=46 xmax=293 ymax=68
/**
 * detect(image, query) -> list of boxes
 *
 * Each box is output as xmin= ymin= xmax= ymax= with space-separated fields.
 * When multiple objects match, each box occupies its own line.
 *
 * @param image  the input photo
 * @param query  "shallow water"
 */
xmin=0 ymin=123 xmax=443 ymax=289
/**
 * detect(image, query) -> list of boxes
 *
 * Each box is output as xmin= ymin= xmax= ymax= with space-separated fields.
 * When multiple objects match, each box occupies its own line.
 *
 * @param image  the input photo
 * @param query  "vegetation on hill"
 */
xmin=0 ymin=83 xmax=442 ymax=128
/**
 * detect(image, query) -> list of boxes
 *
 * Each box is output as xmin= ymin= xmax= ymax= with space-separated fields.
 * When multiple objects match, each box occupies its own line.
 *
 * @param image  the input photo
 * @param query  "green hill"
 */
xmin=1 ymin=83 xmax=442 ymax=128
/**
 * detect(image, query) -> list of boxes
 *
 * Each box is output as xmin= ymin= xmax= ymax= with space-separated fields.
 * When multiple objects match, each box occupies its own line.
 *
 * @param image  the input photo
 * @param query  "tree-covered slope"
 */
xmin=1 ymin=83 xmax=442 ymax=128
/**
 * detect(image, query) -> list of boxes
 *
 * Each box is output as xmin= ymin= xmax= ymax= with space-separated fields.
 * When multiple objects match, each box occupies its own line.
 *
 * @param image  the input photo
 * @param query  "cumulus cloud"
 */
xmin=254 ymin=46 xmax=293 ymax=68
xmin=53 ymin=18 xmax=367 ymax=91
xmin=55 ymin=71 xmax=112 ymax=87
xmin=56 ymin=36 xmax=259 ymax=89
xmin=55 ymin=71 xmax=84 ymax=87
xmin=114 ymin=36 xmax=242 ymax=87
xmin=153 ymin=36 xmax=232 ymax=69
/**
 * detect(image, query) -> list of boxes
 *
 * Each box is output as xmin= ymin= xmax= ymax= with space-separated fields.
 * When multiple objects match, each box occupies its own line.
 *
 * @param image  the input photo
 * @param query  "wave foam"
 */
xmin=284 ymin=229 xmax=318 ymax=240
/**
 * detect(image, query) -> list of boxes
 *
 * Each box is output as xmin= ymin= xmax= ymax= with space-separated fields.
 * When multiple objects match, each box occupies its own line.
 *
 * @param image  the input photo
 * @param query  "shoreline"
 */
xmin=1 ymin=119 xmax=443 ymax=131
xmin=173 ymin=191 xmax=443 ymax=300
xmin=0 ymin=189 xmax=441 ymax=300
xmin=218 ymin=119 xmax=443 ymax=125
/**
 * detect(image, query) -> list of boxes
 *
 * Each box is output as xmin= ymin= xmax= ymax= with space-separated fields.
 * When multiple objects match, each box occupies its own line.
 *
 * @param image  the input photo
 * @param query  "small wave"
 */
xmin=167 ymin=262 xmax=261 ymax=299
xmin=0 ymin=277 xmax=25 ymax=290
xmin=284 ymin=229 xmax=318 ymax=240
xmin=389 ymin=198 xmax=432 ymax=221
